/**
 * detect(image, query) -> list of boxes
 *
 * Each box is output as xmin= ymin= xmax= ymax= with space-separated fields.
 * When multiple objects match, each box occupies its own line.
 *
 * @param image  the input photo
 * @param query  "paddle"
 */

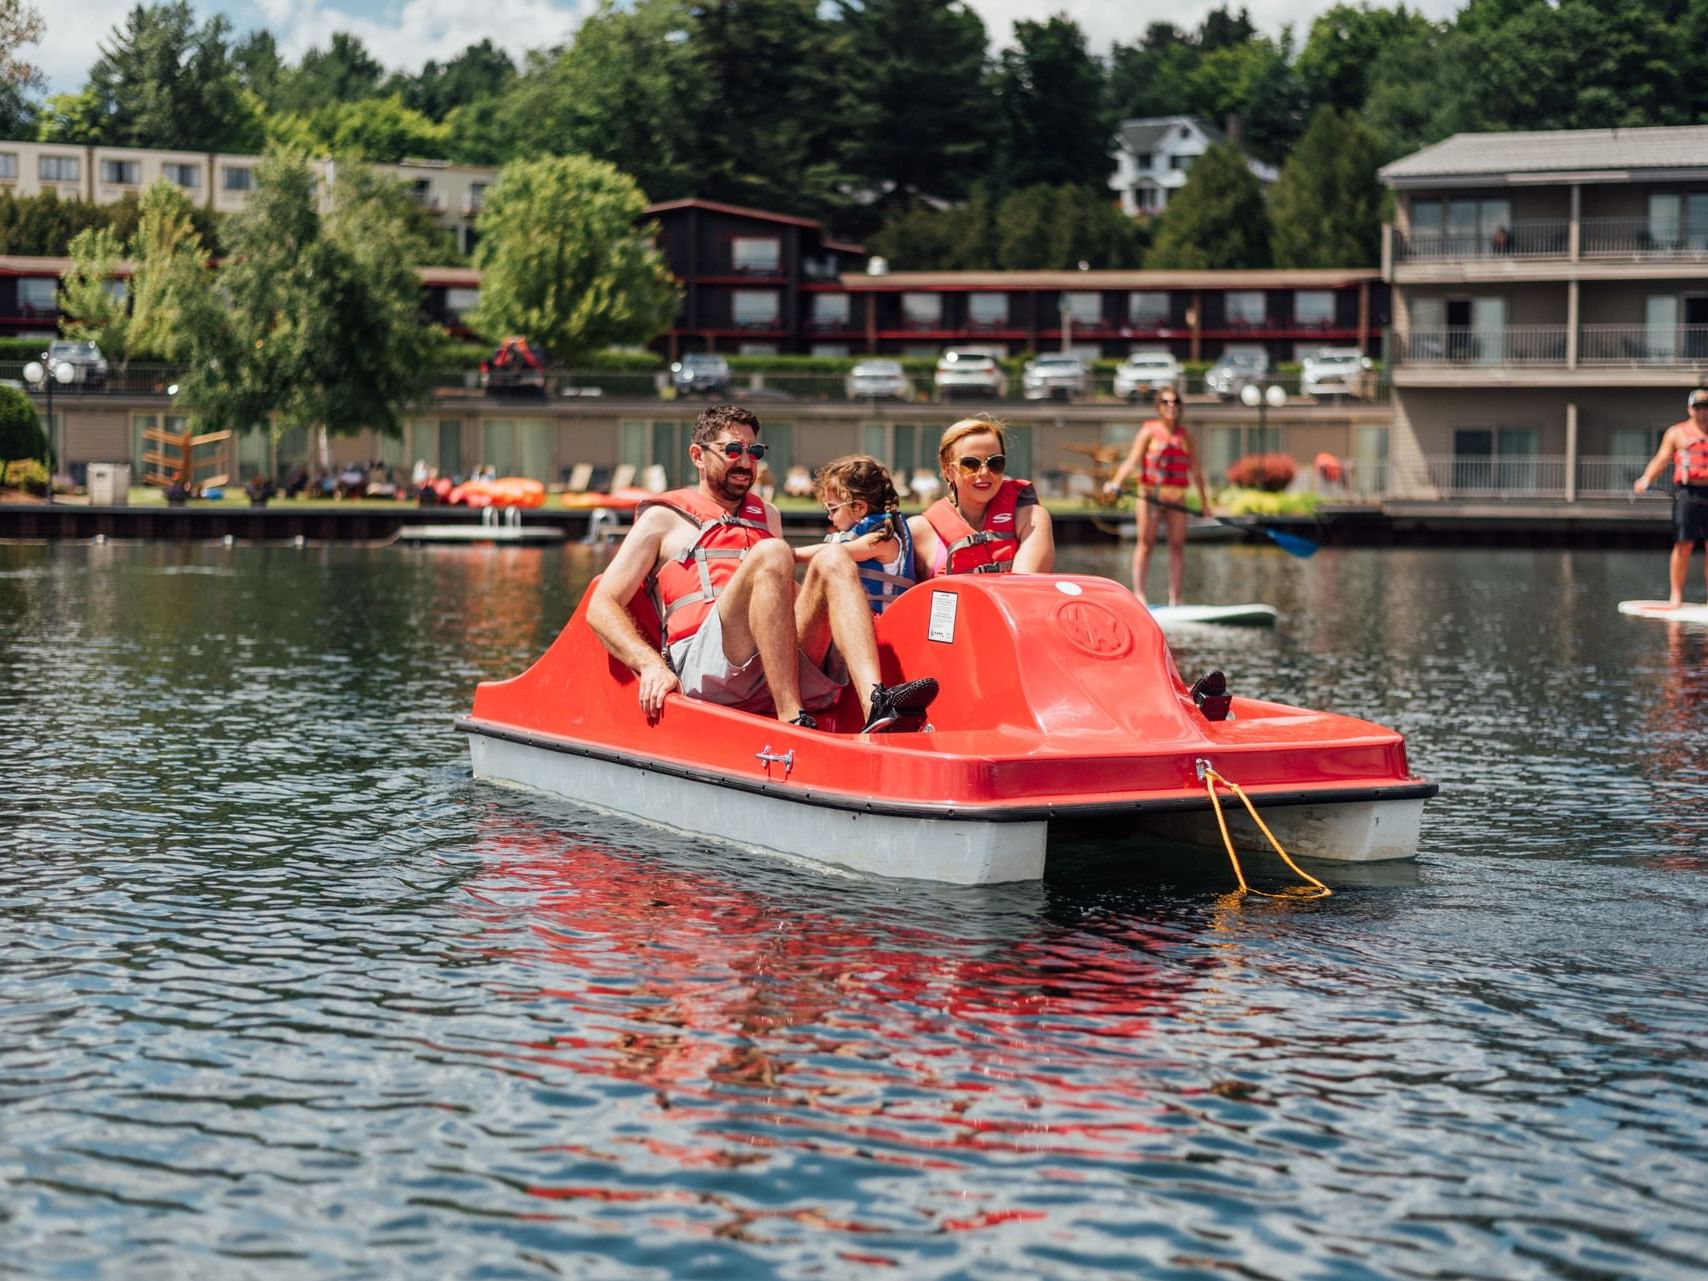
xmin=1138 ymin=495 xmax=1319 ymax=559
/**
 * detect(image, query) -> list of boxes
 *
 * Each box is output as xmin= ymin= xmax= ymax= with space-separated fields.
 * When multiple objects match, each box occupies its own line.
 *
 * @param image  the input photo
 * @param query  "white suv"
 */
xmin=1112 ymin=350 xmax=1182 ymax=401
xmin=1301 ymin=347 xmax=1373 ymax=399
xmin=933 ymin=347 xmax=1007 ymax=400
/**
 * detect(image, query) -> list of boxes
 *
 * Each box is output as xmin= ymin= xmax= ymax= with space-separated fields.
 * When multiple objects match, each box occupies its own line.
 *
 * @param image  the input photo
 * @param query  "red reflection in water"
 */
xmin=464 ymin=828 xmax=1218 ymax=1239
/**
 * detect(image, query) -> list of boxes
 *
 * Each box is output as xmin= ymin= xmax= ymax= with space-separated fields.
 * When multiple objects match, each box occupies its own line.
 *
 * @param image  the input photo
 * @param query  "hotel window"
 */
xmin=811 ymin=293 xmax=849 ymax=326
xmin=902 ymin=293 xmax=941 ymax=327
xmin=1295 ymin=291 xmax=1335 ymax=327
xmin=39 ymin=155 xmax=80 ymax=182
xmin=732 ymin=289 xmax=780 ymax=327
xmin=967 ymin=293 xmax=1008 ymax=328
xmin=101 ymin=159 xmax=140 ymax=185
xmin=164 ymin=163 xmax=200 ymax=189
xmin=0 ymin=152 xmax=15 ymax=179
xmin=1063 ymin=292 xmax=1101 ymax=325
xmin=445 ymin=287 xmax=480 ymax=319
xmin=222 ymin=166 xmax=253 ymax=191
xmin=18 ymin=278 xmax=57 ymax=313
xmin=468 ymin=181 xmax=488 ymax=210
xmin=1129 ymin=291 xmax=1169 ymax=325
xmin=732 ymin=236 xmax=781 ymax=274
xmin=1225 ymin=291 xmax=1266 ymax=325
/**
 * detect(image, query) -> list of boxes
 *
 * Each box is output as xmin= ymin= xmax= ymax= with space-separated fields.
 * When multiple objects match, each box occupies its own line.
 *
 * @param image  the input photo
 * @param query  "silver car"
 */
xmin=933 ymin=347 xmax=1008 ymax=400
xmin=1301 ymin=347 xmax=1373 ymax=399
xmin=1205 ymin=346 xmax=1269 ymax=400
xmin=845 ymin=359 xmax=911 ymax=400
xmin=1021 ymin=353 xmax=1089 ymax=401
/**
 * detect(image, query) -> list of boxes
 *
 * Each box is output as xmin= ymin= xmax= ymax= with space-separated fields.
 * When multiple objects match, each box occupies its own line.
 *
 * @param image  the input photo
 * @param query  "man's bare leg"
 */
xmin=1667 ymin=541 xmax=1690 ymax=607
xmin=714 ymin=539 xmax=806 ymax=719
xmin=796 ymin=545 xmax=881 ymax=721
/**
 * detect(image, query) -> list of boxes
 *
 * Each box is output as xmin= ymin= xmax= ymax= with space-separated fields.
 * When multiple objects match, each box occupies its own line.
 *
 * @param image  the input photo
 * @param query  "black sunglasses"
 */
xmin=954 ymin=454 xmax=1006 ymax=475
xmin=709 ymin=441 xmax=767 ymax=460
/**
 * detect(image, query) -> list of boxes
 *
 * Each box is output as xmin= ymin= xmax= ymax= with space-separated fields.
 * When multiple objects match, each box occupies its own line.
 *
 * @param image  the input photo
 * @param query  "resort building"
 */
xmin=0 ymin=138 xmax=497 ymax=256
xmin=1381 ymin=125 xmax=1708 ymax=503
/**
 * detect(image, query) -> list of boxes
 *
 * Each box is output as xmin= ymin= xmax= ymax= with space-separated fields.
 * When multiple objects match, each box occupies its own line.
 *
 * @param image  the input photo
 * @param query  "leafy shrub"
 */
xmin=0 ymin=384 xmax=46 ymax=470
xmin=4 ymin=458 xmax=49 ymax=495
xmin=1224 ymin=452 xmax=1296 ymax=492
xmin=1219 ymin=487 xmax=1319 ymax=517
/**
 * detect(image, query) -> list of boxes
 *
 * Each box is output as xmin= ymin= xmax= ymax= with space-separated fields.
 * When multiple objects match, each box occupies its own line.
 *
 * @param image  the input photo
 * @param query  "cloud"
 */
xmin=961 ymin=0 xmax=1466 ymax=51
xmin=250 ymin=0 xmax=590 ymax=72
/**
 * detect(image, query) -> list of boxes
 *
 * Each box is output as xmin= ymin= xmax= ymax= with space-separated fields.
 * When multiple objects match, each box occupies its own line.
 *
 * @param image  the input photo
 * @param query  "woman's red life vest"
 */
xmin=1675 ymin=426 xmax=1708 ymax=487
xmin=1140 ymin=422 xmax=1192 ymax=490
xmin=922 ymin=478 xmax=1028 ymax=575
xmin=639 ymin=487 xmax=773 ymax=646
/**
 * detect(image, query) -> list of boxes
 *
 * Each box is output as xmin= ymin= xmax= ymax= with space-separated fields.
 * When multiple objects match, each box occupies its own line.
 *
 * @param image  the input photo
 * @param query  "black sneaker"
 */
xmin=789 ymin=711 xmax=817 ymax=729
xmin=1189 ymin=670 xmax=1231 ymax=721
xmin=861 ymin=677 xmax=939 ymax=734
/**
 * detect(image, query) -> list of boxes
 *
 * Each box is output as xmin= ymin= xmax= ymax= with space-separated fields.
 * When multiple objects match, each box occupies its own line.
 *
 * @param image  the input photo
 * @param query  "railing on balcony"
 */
xmin=1391 ymin=327 xmax=1568 ymax=366
xmin=1579 ymin=324 xmax=1708 ymax=366
xmin=1580 ymin=217 xmax=1708 ymax=260
xmin=1394 ymin=454 xmax=1673 ymax=500
xmin=1394 ymin=218 xmax=1570 ymax=262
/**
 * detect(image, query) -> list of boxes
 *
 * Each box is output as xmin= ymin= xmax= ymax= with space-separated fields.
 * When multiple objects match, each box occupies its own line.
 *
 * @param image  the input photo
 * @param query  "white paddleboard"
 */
xmin=1618 ymin=599 xmax=1708 ymax=623
xmin=1149 ymin=603 xmax=1278 ymax=627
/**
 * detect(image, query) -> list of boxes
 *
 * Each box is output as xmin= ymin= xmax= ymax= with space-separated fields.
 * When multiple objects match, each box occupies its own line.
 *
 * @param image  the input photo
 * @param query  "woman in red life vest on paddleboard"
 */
xmin=1634 ymin=388 xmax=1708 ymax=608
xmin=908 ymin=416 xmax=1055 ymax=578
xmin=1103 ymin=389 xmax=1212 ymax=606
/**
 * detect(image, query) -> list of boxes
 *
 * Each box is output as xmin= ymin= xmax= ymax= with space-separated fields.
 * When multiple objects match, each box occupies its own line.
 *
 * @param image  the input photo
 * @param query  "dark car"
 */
xmin=671 ymin=353 xmax=732 ymax=397
xmin=46 ymin=339 xmax=109 ymax=388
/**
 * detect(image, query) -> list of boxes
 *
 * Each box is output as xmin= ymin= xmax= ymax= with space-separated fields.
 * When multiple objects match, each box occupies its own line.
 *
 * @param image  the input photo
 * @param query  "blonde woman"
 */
xmin=909 ymin=417 xmax=1054 ymax=577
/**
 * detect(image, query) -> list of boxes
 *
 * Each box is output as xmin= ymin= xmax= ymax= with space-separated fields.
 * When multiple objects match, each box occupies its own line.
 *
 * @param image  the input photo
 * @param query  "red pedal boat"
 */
xmin=459 ymin=574 xmax=1436 ymax=885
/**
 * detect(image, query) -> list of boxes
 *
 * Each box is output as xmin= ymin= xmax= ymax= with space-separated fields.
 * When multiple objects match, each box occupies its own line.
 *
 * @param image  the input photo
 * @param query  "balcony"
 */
xmin=1393 ymin=324 xmax=1708 ymax=369
xmin=1580 ymin=217 xmax=1708 ymax=261
xmin=1393 ymin=454 xmax=1670 ymax=501
xmin=1394 ymin=218 xmax=1570 ymax=262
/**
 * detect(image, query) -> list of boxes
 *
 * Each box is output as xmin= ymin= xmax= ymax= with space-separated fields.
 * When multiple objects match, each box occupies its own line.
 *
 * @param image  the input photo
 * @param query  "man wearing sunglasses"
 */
xmin=588 ymin=403 xmax=936 ymax=731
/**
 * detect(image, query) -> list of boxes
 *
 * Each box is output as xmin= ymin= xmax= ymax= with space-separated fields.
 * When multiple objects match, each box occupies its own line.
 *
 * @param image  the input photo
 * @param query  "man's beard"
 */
xmin=709 ymin=466 xmax=752 ymax=504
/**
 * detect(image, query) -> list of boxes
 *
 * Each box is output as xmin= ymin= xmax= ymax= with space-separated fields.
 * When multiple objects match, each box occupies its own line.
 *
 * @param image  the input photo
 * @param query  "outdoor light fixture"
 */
xmin=21 ymin=353 xmax=75 ymax=505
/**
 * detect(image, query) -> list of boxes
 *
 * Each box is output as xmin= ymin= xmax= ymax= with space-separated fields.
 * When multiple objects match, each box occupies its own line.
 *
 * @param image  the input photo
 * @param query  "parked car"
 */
xmin=1112 ymin=350 xmax=1183 ymax=401
xmin=845 ymin=358 xmax=912 ymax=401
xmin=1021 ymin=353 xmax=1090 ymax=401
xmin=671 ymin=353 xmax=731 ymax=397
xmin=933 ymin=347 xmax=1008 ymax=400
xmin=1301 ymin=346 xmax=1374 ymax=399
xmin=46 ymin=339 xmax=108 ymax=387
xmin=1204 ymin=346 xmax=1270 ymax=400
xmin=478 ymin=337 xmax=547 ymax=396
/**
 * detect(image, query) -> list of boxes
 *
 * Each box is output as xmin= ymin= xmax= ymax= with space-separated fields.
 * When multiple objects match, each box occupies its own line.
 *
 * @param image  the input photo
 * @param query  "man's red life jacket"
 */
xmin=640 ymin=487 xmax=773 ymax=647
xmin=1675 ymin=426 xmax=1708 ymax=486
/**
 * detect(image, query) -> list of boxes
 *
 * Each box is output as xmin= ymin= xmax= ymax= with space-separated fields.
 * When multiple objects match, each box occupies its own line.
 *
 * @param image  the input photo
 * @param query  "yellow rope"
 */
xmin=1201 ymin=765 xmax=1332 ymax=899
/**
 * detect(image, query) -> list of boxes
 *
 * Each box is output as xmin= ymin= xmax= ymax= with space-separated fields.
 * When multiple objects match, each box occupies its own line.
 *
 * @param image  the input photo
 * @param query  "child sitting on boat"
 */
xmin=803 ymin=455 xmax=916 ymax=615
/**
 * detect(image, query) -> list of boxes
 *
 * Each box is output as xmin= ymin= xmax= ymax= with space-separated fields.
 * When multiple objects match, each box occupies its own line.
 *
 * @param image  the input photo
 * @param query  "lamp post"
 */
xmin=1239 ymin=380 xmax=1288 ymax=450
xmin=21 ymin=353 xmax=75 ymax=505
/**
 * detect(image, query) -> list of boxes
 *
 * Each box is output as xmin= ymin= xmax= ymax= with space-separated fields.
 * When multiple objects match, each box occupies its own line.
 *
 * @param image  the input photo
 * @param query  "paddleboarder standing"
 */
xmin=1104 ymin=389 xmax=1212 ymax=605
xmin=1633 ymin=388 xmax=1708 ymax=608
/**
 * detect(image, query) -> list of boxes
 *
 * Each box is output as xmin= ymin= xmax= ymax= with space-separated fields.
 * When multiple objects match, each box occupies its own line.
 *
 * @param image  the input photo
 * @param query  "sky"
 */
xmin=32 ymin=0 xmax=1470 ymax=97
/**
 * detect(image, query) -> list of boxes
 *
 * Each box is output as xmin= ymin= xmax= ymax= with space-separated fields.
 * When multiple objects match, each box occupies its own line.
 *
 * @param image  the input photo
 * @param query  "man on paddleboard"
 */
xmin=1633 ymin=388 xmax=1708 ymax=608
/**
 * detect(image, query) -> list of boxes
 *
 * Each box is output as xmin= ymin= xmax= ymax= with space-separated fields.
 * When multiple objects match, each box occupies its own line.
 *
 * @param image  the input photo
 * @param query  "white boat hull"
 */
xmin=469 ymin=733 xmax=1050 ymax=885
xmin=468 ymin=733 xmax=1424 ymax=882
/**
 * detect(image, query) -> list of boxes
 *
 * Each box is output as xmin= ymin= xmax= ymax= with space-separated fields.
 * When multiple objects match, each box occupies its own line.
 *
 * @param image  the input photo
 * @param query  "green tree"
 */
xmin=1268 ymin=106 xmax=1383 ymax=267
xmin=60 ymin=225 xmax=130 ymax=355
xmin=175 ymin=153 xmax=440 ymax=450
xmin=389 ymin=39 xmax=516 ymax=121
xmin=35 ymin=89 xmax=103 ymax=143
xmin=833 ymin=0 xmax=992 ymax=204
xmin=0 ymin=383 xmax=46 ymax=481
xmin=868 ymin=189 xmax=998 ymax=270
xmin=1295 ymin=4 xmax=1437 ymax=118
xmin=1146 ymin=143 xmax=1271 ymax=269
xmin=0 ymin=190 xmax=111 ymax=255
xmin=994 ymin=184 xmax=1146 ymax=269
xmin=279 ymin=95 xmax=451 ymax=162
xmin=493 ymin=2 xmax=707 ymax=195
xmin=469 ymin=155 xmax=679 ymax=367
xmin=80 ymin=2 xmax=262 ymax=151
xmin=273 ymin=32 xmax=385 ymax=114
xmin=994 ymin=15 xmax=1111 ymax=191
xmin=0 ymin=0 xmax=42 ymax=136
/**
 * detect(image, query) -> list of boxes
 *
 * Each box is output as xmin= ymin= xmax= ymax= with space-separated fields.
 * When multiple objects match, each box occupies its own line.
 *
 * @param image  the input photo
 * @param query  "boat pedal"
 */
xmin=1190 ymin=670 xmax=1232 ymax=721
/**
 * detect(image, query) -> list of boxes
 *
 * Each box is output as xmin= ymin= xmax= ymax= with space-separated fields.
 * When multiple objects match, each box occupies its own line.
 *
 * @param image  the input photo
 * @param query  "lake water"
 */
xmin=3 ymin=538 xmax=1706 ymax=1280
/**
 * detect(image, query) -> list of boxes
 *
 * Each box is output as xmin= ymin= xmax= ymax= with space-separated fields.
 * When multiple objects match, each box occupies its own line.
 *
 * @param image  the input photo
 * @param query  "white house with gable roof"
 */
xmin=1111 ymin=115 xmax=1279 ymax=217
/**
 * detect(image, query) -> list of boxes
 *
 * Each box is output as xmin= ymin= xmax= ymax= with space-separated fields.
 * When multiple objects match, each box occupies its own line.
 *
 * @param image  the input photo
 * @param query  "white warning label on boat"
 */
xmin=928 ymin=590 xmax=958 ymax=643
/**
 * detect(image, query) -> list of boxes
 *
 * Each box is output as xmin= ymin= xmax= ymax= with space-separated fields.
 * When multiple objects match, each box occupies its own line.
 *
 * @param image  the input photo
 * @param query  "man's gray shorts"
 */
xmin=668 ymin=604 xmax=845 ymax=714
